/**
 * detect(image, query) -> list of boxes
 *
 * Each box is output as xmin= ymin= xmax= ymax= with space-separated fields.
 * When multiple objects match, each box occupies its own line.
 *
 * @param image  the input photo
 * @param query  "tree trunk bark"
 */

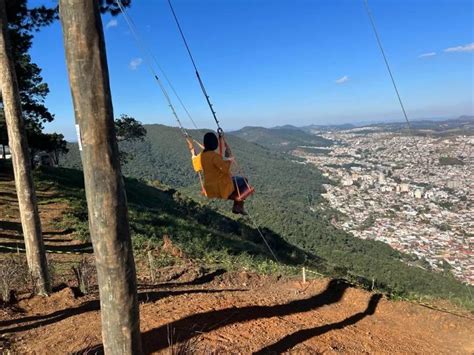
xmin=59 ymin=1 xmax=142 ymax=354
xmin=0 ymin=0 xmax=50 ymax=295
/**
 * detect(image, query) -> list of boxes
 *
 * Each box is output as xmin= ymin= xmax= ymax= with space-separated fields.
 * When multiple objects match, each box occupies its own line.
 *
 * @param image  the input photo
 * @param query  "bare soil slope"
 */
xmin=1 ymin=167 xmax=473 ymax=354
xmin=2 ymin=275 xmax=473 ymax=354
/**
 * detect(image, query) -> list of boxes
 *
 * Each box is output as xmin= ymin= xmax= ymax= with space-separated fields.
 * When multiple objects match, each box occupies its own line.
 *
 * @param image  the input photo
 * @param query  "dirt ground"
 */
xmin=1 ymin=167 xmax=473 ymax=354
xmin=1 ymin=274 xmax=473 ymax=354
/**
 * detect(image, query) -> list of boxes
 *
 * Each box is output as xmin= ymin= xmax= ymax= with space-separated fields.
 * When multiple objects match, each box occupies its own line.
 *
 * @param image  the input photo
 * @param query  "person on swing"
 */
xmin=200 ymin=132 xmax=249 ymax=215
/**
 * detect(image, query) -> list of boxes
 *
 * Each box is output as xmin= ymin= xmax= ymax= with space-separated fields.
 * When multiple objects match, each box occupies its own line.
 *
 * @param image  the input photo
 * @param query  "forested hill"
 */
xmin=60 ymin=124 xmax=473 ymax=307
xmin=62 ymin=124 xmax=327 ymax=196
xmin=230 ymin=126 xmax=333 ymax=152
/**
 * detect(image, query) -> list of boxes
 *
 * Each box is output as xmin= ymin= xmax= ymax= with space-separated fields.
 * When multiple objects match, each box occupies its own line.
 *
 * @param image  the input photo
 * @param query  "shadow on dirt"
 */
xmin=255 ymin=293 xmax=382 ymax=353
xmin=0 ymin=192 xmax=18 ymax=201
xmin=0 ymin=161 xmax=13 ymax=181
xmin=0 ymin=288 xmax=245 ymax=335
xmin=0 ymin=233 xmax=23 ymax=241
xmin=0 ymin=174 xmax=12 ymax=182
xmin=0 ymin=241 xmax=93 ymax=254
xmin=43 ymin=228 xmax=75 ymax=236
xmin=174 ymin=268 xmax=227 ymax=286
xmin=138 ymin=268 xmax=227 ymax=290
xmin=0 ymin=234 xmax=74 ymax=243
xmin=0 ymin=221 xmax=22 ymax=233
xmin=74 ymin=279 xmax=354 ymax=353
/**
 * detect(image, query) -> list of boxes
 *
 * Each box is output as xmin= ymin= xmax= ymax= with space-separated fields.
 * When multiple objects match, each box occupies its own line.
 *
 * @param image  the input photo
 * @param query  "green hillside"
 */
xmin=35 ymin=166 xmax=314 ymax=270
xmin=231 ymin=126 xmax=333 ymax=152
xmin=60 ymin=124 xmax=474 ymax=308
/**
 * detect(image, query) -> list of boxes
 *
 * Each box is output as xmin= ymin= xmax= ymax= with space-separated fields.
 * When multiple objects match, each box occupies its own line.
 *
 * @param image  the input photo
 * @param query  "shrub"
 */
xmin=72 ymin=257 xmax=96 ymax=295
xmin=0 ymin=256 xmax=29 ymax=303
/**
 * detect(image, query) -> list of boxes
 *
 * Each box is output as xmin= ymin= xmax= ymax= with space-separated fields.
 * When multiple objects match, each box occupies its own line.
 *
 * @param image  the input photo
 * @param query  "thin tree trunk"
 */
xmin=59 ymin=1 xmax=142 ymax=354
xmin=0 ymin=0 xmax=50 ymax=295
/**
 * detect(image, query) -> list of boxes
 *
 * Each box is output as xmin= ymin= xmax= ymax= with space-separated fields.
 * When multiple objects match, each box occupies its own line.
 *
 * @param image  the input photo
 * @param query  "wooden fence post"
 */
xmin=59 ymin=0 xmax=142 ymax=353
xmin=0 ymin=0 xmax=50 ymax=295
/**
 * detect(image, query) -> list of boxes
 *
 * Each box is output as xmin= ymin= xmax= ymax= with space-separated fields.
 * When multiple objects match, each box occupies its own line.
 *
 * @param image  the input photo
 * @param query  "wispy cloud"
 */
xmin=335 ymin=76 xmax=350 ymax=84
xmin=105 ymin=19 xmax=118 ymax=30
xmin=444 ymin=42 xmax=474 ymax=53
xmin=418 ymin=52 xmax=436 ymax=58
xmin=129 ymin=58 xmax=143 ymax=70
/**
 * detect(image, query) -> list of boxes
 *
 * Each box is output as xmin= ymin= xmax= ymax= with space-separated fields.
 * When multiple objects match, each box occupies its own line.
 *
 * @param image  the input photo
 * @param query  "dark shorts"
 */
xmin=229 ymin=176 xmax=249 ymax=199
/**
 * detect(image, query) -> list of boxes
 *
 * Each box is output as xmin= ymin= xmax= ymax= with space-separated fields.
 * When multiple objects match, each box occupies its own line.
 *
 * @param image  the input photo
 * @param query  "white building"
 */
xmin=378 ymin=172 xmax=386 ymax=185
xmin=341 ymin=177 xmax=353 ymax=186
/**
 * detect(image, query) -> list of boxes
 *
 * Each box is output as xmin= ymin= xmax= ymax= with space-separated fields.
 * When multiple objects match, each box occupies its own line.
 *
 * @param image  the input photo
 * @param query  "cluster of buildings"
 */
xmin=296 ymin=130 xmax=474 ymax=285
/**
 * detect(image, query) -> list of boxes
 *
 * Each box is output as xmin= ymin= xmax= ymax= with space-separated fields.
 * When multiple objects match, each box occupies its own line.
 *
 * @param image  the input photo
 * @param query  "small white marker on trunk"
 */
xmin=75 ymin=123 xmax=83 ymax=151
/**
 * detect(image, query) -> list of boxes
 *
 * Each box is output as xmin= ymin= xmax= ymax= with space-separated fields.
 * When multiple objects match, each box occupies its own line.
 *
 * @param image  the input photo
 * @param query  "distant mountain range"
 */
xmin=201 ymin=115 xmax=474 ymax=154
xmin=302 ymin=115 xmax=474 ymax=132
xmin=231 ymin=115 xmax=473 ymax=135
xmin=372 ymin=115 xmax=474 ymax=132
xmin=230 ymin=126 xmax=333 ymax=152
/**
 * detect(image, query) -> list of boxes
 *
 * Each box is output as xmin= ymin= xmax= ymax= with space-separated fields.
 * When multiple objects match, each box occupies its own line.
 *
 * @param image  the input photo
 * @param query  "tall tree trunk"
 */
xmin=59 ymin=1 xmax=142 ymax=354
xmin=0 ymin=0 xmax=50 ymax=295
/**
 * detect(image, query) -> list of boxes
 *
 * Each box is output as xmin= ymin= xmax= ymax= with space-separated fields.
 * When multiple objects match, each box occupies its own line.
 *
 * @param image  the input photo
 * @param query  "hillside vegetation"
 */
xmin=60 ymin=124 xmax=474 ymax=308
xmin=35 ymin=166 xmax=314 ymax=272
xmin=231 ymin=126 xmax=333 ymax=152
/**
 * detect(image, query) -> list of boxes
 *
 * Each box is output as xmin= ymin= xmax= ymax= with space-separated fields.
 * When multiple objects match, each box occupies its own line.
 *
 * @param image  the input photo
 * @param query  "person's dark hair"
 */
xmin=203 ymin=132 xmax=219 ymax=151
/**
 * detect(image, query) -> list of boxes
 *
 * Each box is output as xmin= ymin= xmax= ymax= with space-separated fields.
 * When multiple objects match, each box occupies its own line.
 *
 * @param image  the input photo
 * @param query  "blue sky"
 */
xmin=29 ymin=0 xmax=473 ymax=140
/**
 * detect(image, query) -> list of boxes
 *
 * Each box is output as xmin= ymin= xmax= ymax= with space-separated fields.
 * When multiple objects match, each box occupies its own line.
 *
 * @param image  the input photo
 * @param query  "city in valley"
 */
xmin=295 ymin=126 xmax=473 ymax=285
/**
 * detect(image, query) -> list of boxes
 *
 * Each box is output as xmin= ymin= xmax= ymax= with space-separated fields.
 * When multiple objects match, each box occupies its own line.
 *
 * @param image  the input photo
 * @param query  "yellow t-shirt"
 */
xmin=200 ymin=151 xmax=234 ymax=199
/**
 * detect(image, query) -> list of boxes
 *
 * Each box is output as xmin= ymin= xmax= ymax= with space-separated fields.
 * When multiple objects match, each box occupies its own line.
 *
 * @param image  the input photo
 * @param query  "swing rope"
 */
xmin=116 ymin=0 xmax=199 ymax=131
xmin=363 ymin=0 xmax=428 ymax=176
xmin=116 ymin=0 xmax=277 ymax=262
xmin=363 ymin=0 xmax=412 ymax=133
xmin=116 ymin=0 xmax=206 ymax=193
xmin=165 ymin=1 xmax=256 ymax=199
xmin=166 ymin=0 xmax=222 ymax=132
xmin=246 ymin=209 xmax=280 ymax=263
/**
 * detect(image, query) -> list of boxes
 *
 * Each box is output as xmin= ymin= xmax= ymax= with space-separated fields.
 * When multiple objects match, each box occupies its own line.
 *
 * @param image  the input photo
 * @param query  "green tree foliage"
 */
xmin=0 ymin=0 xmax=59 ymax=160
xmin=0 ymin=1 xmax=132 ymax=158
xmin=115 ymin=114 xmax=147 ymax=164
xmin=28 ymin=131 xmax=68 ymax=165
xmin=1 ymin=0 xmax=57 ymax=132
xmin=115 ymin=114 xmax=147 ymax=142
xmin=99 ymin=0 xmax=131 ymax=15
